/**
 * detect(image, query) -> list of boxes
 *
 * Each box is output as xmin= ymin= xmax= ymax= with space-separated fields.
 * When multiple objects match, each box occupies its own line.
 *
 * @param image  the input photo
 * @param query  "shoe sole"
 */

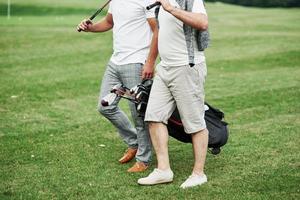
xmin=180 ymin=180 xmax=207 ymax=189
xmin=127 ymin=168 xmax=148 ymax=173
xmin=119 ymin=157 xmax=136 ymax=164
xmin=138 ymin=179 xmax=173 ymax=185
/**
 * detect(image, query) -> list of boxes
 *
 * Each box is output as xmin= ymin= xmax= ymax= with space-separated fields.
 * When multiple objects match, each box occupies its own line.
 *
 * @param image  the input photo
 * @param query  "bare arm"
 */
xmin=142 ymin=18 xmax=159 ymax=79
xmin=156 ymin=0 xmax=208 ymax=30
xmin=78 ymin=13 xmax=114 ymax=32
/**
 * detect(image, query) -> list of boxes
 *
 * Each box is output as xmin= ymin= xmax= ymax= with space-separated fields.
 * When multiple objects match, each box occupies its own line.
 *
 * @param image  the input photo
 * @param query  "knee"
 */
xmin=148 ymin=122 xmax=163 ymax=132
xmin=148 ymin=122 xmax=155 ymax=130
xmin=202 ymin=128 xmax=209 ymax=135
xmin=97 ymin=105 xmax=105 ymax=115
xmin=98 ymin=104 xmax=115 ymax=116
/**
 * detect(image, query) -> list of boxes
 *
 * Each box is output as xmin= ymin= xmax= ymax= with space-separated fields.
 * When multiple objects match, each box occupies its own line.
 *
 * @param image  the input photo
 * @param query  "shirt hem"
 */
xmin=110 ymin=58 xmax=146 ymax=66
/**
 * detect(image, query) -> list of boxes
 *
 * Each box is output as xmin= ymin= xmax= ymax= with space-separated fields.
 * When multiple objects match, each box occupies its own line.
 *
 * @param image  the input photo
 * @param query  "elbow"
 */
xmin=201 ymin=23 xmax=208 ymax=31
xmin=197 ymin=15 xmax=208 ymax=31
xmin=195 ymin=23 xmax=208 ymax=31
xmin=199 ymin=20 xmax=208 ymax=31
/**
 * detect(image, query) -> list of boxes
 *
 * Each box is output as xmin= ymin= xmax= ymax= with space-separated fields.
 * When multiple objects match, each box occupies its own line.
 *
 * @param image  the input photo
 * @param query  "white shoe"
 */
xmin=180 ymin=173 xmax=207 ymax=189
xmin=138 ymin=168 xmax=174 ymax=185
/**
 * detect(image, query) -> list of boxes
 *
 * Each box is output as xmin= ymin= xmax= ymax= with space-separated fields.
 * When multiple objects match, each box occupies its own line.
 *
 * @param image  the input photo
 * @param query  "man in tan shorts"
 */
xmin=138 ymin=0 xmax=209 ymax=188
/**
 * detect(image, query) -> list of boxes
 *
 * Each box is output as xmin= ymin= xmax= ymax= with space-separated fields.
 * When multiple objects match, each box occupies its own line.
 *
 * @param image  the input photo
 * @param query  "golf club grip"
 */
xmin=146 ymin=2 xmax=161 ymax=10
xmin=77 ymin=19 xmax=92 ymax=32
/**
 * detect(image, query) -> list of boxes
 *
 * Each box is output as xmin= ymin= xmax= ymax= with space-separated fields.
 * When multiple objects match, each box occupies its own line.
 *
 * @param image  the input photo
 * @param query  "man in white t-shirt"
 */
xmin=77 ymin=0 xmax=158 ymax=172
xmin=138 ymin=0 xmax=209 ymax=188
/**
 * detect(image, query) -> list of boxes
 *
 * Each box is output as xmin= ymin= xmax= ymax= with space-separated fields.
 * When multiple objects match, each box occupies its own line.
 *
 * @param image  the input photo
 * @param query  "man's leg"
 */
xmin=191 ymin=128 xmax=208 ymax=175
xmin=138 ymin=64 xmax=175 ymax=184
xmin=137 ymin=122 xmax=174 ymax=185
xmin=169 ymin=63 xmax=208 ymax=188
xmin=179 ymin=128 xmax=208 ymax=189
xmin=149 ymin=122 xmax=170 ymax=170
xmin=98 ymin=62 xmax=138 ymax=161
xmin=120 ymin=63 xmax=152 ymax=171
xmin=127 ymin=101 xmax=152 ymax=171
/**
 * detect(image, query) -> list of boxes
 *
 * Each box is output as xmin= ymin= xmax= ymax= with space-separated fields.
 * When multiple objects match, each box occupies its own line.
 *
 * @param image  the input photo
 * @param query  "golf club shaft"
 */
xmin=146 ymin=2 xmax=161 ymax=10
xmin=113 ymin=87 xmax=131 ymax=96
xmin=120 ymin=96 xmax=138 ymax=104
xmin=77 ymin=0 xmax=111 ymax=32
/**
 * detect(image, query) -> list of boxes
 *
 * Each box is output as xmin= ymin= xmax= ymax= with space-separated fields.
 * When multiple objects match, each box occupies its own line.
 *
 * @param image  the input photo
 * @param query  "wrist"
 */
xmin=166 ymin=5 xmax=176 ymax=13
xmin=87 ymin=25 xmax=93 ymax=32
xmin=145 ymin=60 xmax=155 ymax=67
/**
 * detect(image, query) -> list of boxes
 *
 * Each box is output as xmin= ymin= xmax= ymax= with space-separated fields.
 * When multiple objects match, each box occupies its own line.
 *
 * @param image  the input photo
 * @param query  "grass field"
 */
xmin=1 ymin=1 xmax=300 ymax=199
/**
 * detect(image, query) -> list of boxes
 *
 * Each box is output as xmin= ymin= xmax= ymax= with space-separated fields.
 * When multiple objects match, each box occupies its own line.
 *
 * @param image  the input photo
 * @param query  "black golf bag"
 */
xmin=167 ymin=105 xmax=228 ymax=154
xmin=133 ymin=79 xmax=229 ymax=155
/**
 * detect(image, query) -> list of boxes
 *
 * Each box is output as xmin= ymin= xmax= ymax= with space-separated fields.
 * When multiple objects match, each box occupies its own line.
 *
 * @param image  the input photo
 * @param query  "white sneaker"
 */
xmin=138 ymin=168 xmax=174 ymax=185
xmin=180 ymin=173 xmax=207 ymax=189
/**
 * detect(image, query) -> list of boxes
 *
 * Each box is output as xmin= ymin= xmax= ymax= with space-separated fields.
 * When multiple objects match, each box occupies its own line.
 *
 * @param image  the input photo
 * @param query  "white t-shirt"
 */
xmin=108 ymin=0 xmax=155 ymax=65
xmin=158 ymin=0 xmax=207 ymax=66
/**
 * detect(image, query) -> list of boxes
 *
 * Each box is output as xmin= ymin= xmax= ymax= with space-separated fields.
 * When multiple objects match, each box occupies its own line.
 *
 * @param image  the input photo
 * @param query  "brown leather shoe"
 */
xmin=118 ymin=148 xmax=137 ymax=164
xmin=127 ymin=162 xmax=148 ymax=173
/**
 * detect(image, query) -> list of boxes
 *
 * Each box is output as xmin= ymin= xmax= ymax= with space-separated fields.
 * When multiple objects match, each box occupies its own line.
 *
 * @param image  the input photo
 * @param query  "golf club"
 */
xmin=77 ymin=0 xmax=111 ymax=32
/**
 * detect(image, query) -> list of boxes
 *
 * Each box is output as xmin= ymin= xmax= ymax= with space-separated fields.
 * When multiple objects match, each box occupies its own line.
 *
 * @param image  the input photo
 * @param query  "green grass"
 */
xmin=1 ymin=1 xmax=300 ymax=200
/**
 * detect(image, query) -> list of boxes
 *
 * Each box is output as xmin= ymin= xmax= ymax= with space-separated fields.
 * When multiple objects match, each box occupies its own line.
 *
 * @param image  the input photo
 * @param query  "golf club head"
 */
xmin=130 ymin=85 xmax=138 ymax=95
xmin=136 ymin=91 xmax=149 ymax=102
xmin=101 ymin=93 xmax=117 ymax=107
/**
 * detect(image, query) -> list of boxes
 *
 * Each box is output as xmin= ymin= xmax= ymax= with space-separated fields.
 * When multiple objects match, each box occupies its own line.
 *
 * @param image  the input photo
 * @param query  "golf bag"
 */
xmin=168 ymin=104 xmax=228 ymax=154
xmin=102 ymin=79 xmax=229 ymax=155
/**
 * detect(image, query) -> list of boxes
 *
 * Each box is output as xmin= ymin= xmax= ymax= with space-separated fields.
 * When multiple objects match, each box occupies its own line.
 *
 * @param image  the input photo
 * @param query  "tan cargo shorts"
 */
xmin=144 ymin=62 xmax=207 ymax=134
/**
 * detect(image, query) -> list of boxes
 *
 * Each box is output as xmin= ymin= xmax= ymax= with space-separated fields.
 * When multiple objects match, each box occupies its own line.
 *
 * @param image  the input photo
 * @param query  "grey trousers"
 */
xmin=98 ymin=61 xmax=152 ymax=163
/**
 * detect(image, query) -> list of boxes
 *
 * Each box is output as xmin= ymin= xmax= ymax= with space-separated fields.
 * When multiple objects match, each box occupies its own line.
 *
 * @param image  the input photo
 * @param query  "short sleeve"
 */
xmin=192 ymin=0 xmax=207 ymax=15
xmin=144 ymin=0 xmax=156 ymax=18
